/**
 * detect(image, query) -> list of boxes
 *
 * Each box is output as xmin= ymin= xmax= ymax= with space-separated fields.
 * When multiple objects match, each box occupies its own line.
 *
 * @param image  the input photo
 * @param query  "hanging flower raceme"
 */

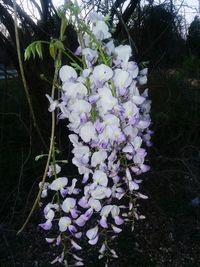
xmin=40 ymin=8 xmax=152 ymax=267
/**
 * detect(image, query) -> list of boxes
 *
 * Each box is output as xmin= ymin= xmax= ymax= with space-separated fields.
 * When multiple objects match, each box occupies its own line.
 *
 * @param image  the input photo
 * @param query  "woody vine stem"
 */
xmin=17 ymin=6 xmax=68 ymax=235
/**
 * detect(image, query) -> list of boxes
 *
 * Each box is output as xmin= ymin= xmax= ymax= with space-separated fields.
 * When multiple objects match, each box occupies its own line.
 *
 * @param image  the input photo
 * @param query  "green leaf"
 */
xmin=30 ymin=43 xmax=36 ymax=59
xmin=35 ymin=154 xmax=48 ymax=161
xmin=49 ymin=42 xmax=57 ymax=60
xmin=36 ymin=42 xmax=43 ymax=59
xmin=71 ymin=62 xmax=82 ymax=71
xmin=140 ymin=61 xmax=150 ymax=68
xmin=54 ymin=40 xmax=65 ymax=50
xmin=60 ymin=17 xmax=68 ymax=40
xmin=24 ymin=45 xmax=32 ymax=61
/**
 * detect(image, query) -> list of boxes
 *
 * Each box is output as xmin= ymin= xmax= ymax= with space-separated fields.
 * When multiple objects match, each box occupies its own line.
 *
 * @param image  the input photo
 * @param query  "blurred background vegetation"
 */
xmin=0 ymin=0 xmax=200 ymax=266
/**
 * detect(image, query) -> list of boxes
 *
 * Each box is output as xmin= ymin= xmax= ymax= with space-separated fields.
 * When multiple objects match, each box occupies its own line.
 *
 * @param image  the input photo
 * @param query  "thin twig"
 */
xmin=17 ymin=12 xmax=67 ymax=235
xmin=13 ymin=0 xmax=47 ymax=150
xmin=17 ymin=107 xmax=56 ymax=235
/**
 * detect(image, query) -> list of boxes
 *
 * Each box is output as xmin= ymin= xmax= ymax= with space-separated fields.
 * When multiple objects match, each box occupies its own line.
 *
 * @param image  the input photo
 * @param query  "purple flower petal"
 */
xmin=60 ymin=188 xmax=68 ymax=198
xmin=88 ymin=235 xmax=99 ymax=245
xmin=95 ymin=121 xmax=105 ymax=134
xmin=69 ymin=225 xmax=78 ymax=234
xmin=78 ymin=197 xmax=89 ymax=208
xmin=86 ymin=226 xmax=98 ymax=240
xmin=100 ymin=217 xmax=108 ymax=228
xmin=76 ymin=215 xmax=86 ymax=227
xmin=45 ymin=238 xmax=55 ymax=243
xmin=39 ymin=220 xmax=52 ymax=230
xmin=51 ymin=256 xmax=59 ymax=264
xmin=75 ymin=46 xmax=82 ymax=55
xmin=82 ymin=173 xmax=90 ymax=184
xmin=75 ymin=232 xmax=82 ymax=239
xmin=129 ymin=116 xmax=137 ymax=125
xmin=140 ymin=164 xmax=150 ymax=172
xmin=71 ymin=240 xmax=82 ymax=250
xmin=114 ymin=216 xmax=124 ymax=225
xmin=71 ymin=209 xmax=79 ymax=219
xmin=84 ymin=208 xmax=93 ymax=221
xmin=111 ymin=224 xmax=122 ymax=233
xmin=56 ymin=235 xmax=61 ymax=246
xmin=74 ymin=261 xmax=84 ymax=266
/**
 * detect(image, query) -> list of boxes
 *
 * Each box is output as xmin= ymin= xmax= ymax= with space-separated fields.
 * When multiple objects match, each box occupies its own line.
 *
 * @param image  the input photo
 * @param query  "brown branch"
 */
xmin=30 ymin=0 xmax=43 ymax=18
xmin=110 ymin=0 xmax=127 ymax=23
xmin=2 ymin=0 xmax=44 ymax=36
xmin=0 ymin=2 xmax=16 ymax=42
xmin=114 ymin=0 xmax=141 ymax=37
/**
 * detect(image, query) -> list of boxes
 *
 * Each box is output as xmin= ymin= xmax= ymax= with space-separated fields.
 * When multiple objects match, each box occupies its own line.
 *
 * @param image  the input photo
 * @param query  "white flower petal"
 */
xmin=93 ymin=170 xmax=108 ymax=186
xmin=114 ymin=45 xmax=132 ymax=63
xmin=91 ymin=150 xmax=107 ymax=167
xmin=58 ymin=217 xmax=72 ymax=232
xmin=88 ymin=235 xmax=99 ymax=245
xmin=86 ymin=226 xmax=98 ymax=240
xmin=91 ymin=186 xmax=111 ymax=200
xmin=100 ymin=205 xmax=113 ymax=217
xmin=62 ymin=198 xmax=76 ymax=213
xmin=111 ymin=205 xmax=120 ymax=217
xmin=49 ymin=177 xmax=68 ymax=191
xmin=80 ymin=122 xmax=96 ymax=143
xmin=93 ymin=64 xmax=113 ymax=84
xmin=93 ymin=21 xmax=111 ymax=40
xmin=88 ymin=198 xmax=102 ymax=212
xmin=59 ymin=65 xmax=77 ymax=83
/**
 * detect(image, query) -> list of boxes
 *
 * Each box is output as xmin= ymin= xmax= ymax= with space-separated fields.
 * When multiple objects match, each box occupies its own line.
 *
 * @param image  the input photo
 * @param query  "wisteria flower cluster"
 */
xmin=40 ymin=10 xmax=152 ymax=266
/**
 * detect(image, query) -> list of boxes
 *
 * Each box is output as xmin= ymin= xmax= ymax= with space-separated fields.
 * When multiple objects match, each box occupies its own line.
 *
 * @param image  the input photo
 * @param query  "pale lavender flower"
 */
xmin=113 ymin=69 xmax=132 ymax=92
xmin=71 ymin=240 xmax=82 ymax=250
xmin=88 ymin=198 xmax=102 ymax=212
xmin=58 ymin=216 xmax=72 ymax=232
xmin=111 ymin=205 xmax=124 ymax=225
xmin=82 ymin=48 xmax=98 ymax=66
xmin=39 ymin=219 xmax=52 ymax=230
xmin=59 ymin=65 xmax=77 ymax=83
xmin=91 ymin=186 xmax=112 ymax=200
xmin=114 ymin=45 xmax=132 ymax=63
xmin=49 ymin=177 xmax=68 ymax=191
xmin=89 ymin=12 xmax=104 ymax=23
xmin=92 ymin=170 xmax=108 ymax=186
xmin=99 ymin=205 xmax=112 ymax=228
xmin=45 ymin=94 xmax=59 ymax=112
xmin=91 ymin=150 xmax=107 ymax=167
xmin=111 ymin=224 xmax=122 ymax=233
xmin=62 ymin=198 xmax=76 ymax=213
xmin=93 ymin=64 xmax=113 ymax=86
xmin=39 ymin=182 xmax=49 ymax=198
xmin=92 ymin=21 xmax=111 ymax=40
xmin=45 ymin=238 xmax=55 ymax=243
xmin=47 ymin=164 xmax=61 ymax=177
xmin=86 ymin=226 xmax=99 ymax=245
xmin=79 ymin=122 xmax=96 ymax=143
xmin=105 ymin=40 xmax=115 ymax=55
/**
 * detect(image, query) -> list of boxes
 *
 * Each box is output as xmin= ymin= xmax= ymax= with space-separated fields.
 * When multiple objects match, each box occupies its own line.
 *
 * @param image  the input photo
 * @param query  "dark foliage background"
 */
xmin=0 ymin=0 xmax=200 ymax=266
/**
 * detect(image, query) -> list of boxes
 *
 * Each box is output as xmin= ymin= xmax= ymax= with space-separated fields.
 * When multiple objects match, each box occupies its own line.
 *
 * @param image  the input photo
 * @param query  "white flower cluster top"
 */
xmin=40 ymin=11 xmax=152 ymax=266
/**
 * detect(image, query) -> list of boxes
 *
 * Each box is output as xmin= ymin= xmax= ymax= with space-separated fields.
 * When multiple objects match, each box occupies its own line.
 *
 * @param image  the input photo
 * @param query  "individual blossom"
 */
xmin=114 ymin=45 xmax=132 ymax=64
xmin=92 ymin=20 xmax=111 ymax=40
xmin=86 ymin=225 xmax=99 ymax=245
xmin=93 ymin=64 xmax=113 ymax=87
xmin=59 ymin=65 xmax=77 ymax=83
